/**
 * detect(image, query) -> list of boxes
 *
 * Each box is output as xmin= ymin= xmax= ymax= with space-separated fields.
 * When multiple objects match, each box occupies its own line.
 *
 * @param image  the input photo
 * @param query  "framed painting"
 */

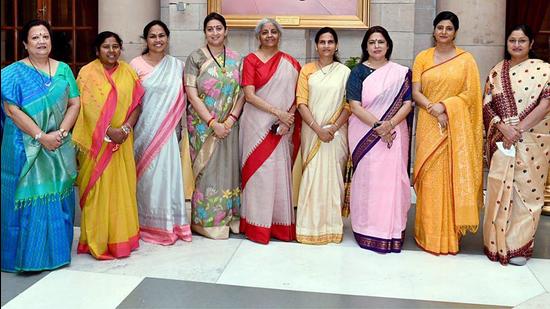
xmin=207 ymin=0 xmax=370 ymax=29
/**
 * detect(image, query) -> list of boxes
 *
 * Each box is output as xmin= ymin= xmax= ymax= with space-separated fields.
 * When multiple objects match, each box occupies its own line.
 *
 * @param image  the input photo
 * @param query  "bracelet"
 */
xmin=59 ymin=128 xmax=68 ymax=139
xmin=229 ymin=113 xmax=238 ymax=121
xmin=427 ymin=103 xmax=433 ymax=110
xmin=207 ymin=117 xmax=216 ymax=128
xmin=121 ymin=124 xmax=131 ymax=135
xmin=34 ymin=131 xmax=44 ymax=141
xmin=389 ymin=119 xmax=394 ymax=129
xmin=309 ymin=119 xmax=315 ymax=127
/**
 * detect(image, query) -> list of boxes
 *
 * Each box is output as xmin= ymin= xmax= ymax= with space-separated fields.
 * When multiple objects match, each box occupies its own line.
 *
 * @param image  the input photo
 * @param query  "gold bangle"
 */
xmin=389 ymin=119 xmax=394 ymax=129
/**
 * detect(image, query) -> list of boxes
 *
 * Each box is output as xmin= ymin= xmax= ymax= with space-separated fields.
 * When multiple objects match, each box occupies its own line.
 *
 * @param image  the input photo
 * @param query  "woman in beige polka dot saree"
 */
xmin=482 ymin=24 xmax=550 ymax=266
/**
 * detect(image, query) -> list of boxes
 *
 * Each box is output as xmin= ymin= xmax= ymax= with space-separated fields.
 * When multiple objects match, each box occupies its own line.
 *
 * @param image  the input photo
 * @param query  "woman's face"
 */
xmin=316 ymin=32 xmax=337 ymax=60
xmin=259 ymin=23 xmax=280 ymax=49
xmin=24 ymin=25 xmax=52 ymax=58
xmin=507 ymin=29 xmax=532 ymax=60
xmin=146 ymin=24 xmax=168 ymax=54
xmin=434 ymin=20 xmax=456 ymax=44
xmin=366 ymin=32 xmax=388 ymax=61
xmin=205 ymin=19 xmax=227 ymax=47
xmin=97 ymin=36 xmax=121 ymax=69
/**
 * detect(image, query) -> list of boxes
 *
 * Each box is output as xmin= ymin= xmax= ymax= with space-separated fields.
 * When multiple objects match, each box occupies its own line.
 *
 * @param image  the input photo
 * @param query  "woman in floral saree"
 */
xmin=73 ymin=31 xmax=144 ymax=259
xmin=240 ymin=18 xmax=301 ymax=244
xmin=185 ymin=13 xmax=244 ymax=239
xmin=483 ymin=24 xmax=550 ymax=266
xmin=412 ymin=11 xmax=483 ymax=255
xmin=347 ymin=26 xmax=413 ymax=253
xmin=131 ymin=20 xmax=192 ymax=245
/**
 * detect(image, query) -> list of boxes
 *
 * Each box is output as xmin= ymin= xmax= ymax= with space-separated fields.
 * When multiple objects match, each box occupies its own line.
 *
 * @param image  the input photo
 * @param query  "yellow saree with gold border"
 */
xmin=412 ymin=47 xmax=483 ymax=254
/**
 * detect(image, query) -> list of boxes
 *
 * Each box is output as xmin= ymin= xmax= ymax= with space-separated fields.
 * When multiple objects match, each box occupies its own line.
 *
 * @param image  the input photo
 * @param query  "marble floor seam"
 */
xmin=214 ymin=238 xmax=244 ymax=284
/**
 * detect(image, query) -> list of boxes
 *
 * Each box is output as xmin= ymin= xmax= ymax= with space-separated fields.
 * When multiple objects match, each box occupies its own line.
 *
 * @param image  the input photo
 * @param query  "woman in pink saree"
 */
xmin=240 ymin=18 xmax=301 ymax=244
xmin=346 ymin=26 xmax=413 ymax=253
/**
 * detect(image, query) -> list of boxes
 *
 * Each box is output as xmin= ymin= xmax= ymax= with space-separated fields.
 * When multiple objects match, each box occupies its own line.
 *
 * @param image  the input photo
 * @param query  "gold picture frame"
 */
xmin=207 ymin=0 xmax=370 ymax=29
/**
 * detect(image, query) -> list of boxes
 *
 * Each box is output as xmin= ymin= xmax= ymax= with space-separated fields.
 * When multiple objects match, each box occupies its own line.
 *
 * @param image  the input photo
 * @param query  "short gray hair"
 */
xmin=254 ymin=17 xmax=283 ymax=41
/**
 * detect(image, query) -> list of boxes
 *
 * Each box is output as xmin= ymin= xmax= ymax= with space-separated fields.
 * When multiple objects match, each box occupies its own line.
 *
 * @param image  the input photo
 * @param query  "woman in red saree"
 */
xmin=240 ymin=18 xmax=301 ymax=244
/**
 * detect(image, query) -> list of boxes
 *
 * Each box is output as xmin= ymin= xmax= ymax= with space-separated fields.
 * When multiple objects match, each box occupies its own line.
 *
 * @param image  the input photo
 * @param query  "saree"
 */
xmin=412 ymin=47 xmax=483 ymax=255
xmin=295 ymin=62 xmax=349 ymax=244
xmin=73 ymin=59 xmax=144 ymax=260
xmin=347 ymin=62 xmax=412 ymax=253
xmin=483 ymin=59 xmax=550 ymax=264
xmin=1 ymin=61 xmax=78 ymax=272
xmin=184 ymin=47 xmax=242 ymax=239
xmin=130 ymin=55 xmax=192 ymax=245
xmin=240 ymin=51 xmax=301 ymax=244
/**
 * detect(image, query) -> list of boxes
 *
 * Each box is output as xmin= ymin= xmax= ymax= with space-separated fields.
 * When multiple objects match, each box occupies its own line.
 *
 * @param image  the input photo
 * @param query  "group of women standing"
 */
xmin=1 ymin=10 xmax=548 ymax=273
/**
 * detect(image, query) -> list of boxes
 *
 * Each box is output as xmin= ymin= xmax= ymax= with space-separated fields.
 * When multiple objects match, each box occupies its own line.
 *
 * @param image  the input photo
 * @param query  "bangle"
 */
xmin=427 ymin=103 xmax=433 ymax=110
xmin=389 ymin=119 xmax=394 ymax=129
xmin=59 ymin=128 xmax=68 ymax=138
xmin=34 ymin=131 xmax=44 ymax=141
xmin=121 ymin=124 xmax=131 ymax=135
xmin=309 ymin=119 xmax=315 ymax=127
xmin=207 ymin=117 xmax=216 ymax=127
xmin=229 ymin=113 xmax=238 ymax=121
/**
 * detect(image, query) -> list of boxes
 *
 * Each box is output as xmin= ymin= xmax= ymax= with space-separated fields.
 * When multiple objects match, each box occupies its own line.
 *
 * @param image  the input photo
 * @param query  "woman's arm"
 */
xmin=243 ymin=85 xmax=294 ymax=127
xmin=519 ymin=97 xmax=550 ymax=133
xmin=59 ymin=97 xmax=80 ymax=132
xmin=298 ymin=104 xmax=333 ymax=142
xmin=223 ymin=90 xmax=246 ymax=129
xmin=3 ymin=102 xmax=61 ymax=150
xmin=186 ymin=85 xmax=230 ymax=139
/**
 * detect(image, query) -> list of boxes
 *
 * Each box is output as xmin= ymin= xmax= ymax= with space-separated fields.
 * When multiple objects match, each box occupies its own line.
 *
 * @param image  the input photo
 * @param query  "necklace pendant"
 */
xmin=221 ymin=67 xmax=226 ymax=74
xmin=44 ymin=81 xmax=51 ymax=87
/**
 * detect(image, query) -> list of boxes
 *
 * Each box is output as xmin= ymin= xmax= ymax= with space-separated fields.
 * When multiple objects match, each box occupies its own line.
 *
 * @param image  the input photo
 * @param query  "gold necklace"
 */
xmin=317 ymin=61 xmax=335 ymax=75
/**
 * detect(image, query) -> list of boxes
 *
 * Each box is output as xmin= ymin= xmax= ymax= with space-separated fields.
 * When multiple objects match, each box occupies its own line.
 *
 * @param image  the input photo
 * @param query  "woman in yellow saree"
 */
xmin=412 ymin=11 xmax=483 ymax=255
xmin=73 ymin=32 xmax=144 ymax=259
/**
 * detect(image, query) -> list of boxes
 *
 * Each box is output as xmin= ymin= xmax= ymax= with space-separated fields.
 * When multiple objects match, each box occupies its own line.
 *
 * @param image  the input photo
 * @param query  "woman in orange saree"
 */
xmin=412 ymin=11 xmax=483 ymax=255
xmin=73 ymin=31 xmax=144 ymax=259
xmin=483 ymin=24 xmax=550 ymax=266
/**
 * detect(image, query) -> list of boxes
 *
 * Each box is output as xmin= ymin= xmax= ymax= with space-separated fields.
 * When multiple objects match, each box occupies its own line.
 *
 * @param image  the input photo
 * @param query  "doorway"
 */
xmin=1 ymin=0 xmax=98 ymax=73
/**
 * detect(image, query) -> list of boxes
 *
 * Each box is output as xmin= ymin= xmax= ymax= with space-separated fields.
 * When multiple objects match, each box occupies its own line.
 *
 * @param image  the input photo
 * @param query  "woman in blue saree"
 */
xmin=1 ymin=20 xmax=80 ymax=272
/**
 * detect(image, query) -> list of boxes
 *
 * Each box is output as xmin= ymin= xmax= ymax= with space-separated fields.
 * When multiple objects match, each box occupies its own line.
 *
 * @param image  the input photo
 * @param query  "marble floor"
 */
xmin=2 ymin=207 xmax=549 ymax=309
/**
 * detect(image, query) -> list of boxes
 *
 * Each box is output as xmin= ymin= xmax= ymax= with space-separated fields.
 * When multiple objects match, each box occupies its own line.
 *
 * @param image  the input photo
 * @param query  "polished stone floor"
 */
xmin=2 ymin=204 xmax=549 ymax=309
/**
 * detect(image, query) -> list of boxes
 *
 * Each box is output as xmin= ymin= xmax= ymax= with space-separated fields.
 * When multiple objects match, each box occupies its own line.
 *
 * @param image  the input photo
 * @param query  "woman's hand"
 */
xmin=437 ymin=112 xmax=448 ymax=130
xmin=497 ymin=123 xmax=521 ymax=148
xmin=373 ymin=121 xmax=392 ymax=137
xmin=316 ymin=127 xmax=334 ymax=142
xmin=379 ymin=131 xmax=395 ymax=146
xmin=278 ymin=123 xmax=291 ymax=135
xmin=107 ymin=127 xmax=128 ymax=144
xmin=212 ymin=122 xmax=230 ymax=139
xmin=275 ymin=109 xmax=294 ymax=127
xmin=39 ymin=132 xmax=62 ymax=151
xmin=428 ymin=102 xmax=446 ymax=117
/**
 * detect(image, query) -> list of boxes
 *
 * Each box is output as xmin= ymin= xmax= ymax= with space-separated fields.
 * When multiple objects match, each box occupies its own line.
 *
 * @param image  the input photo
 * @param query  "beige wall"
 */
xmin=162 ymin=0 xmax=417 ymax=67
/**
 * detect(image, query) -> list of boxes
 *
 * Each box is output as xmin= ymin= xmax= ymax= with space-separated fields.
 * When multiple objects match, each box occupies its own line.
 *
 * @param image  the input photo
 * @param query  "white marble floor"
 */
xmin=3 ymin=221 xmax=549 ymax=308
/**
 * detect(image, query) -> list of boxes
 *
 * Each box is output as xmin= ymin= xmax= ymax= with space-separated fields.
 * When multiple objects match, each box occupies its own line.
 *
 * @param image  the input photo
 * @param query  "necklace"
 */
xmin=317 ymin=61 xmax=335 ymax=75
xmin=28 ymin=57 xmax=52 ymax=87
xmin=207 ymin=45 xmax=226 ymax=74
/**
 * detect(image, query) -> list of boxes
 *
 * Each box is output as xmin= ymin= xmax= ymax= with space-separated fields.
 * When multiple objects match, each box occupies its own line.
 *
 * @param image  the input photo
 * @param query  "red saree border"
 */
xmin=420 ymin=51 xmax=466 ymax=78
xmin=240 ymin=218 xmax=296 ymax=244
xmin=241 ymin=132 xmax=282 ymax=189
xmin=77 ymin=234 xmax=140 ymax=260
xmin=484 ymin=240 xmax=534 ymax=265
xmin=136 ymin=87 xmax=186 ymax=179
xmin=79 ymin=80 xmax=144 ymax=209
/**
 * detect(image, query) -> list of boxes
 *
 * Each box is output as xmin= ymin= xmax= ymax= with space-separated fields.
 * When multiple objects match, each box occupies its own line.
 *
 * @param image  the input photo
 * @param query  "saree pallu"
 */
xmin=240 ymin=51 xmax=301 ymax=244
xmin=347 ymin=62 xmax=411 ymax=253
xmin=73 ymin=59 xmax=144 ymax=260
xmin=483 ymin=59 xmax=550 ymax=264
xmin=130 ymin=55 xmax=191 ymax=245
xmin=412 ymin=48 xmax=483 ymax=255
xmin=295 ymin=62 xmax=349 ymax=244
xmin=185 ymin=47 xmax=242 ymax=239
xmin=1 ymin=61 xmax=78 ymax=272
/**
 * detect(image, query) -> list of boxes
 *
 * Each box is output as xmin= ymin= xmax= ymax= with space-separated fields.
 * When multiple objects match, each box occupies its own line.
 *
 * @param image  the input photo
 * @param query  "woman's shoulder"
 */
xmin=414 ymin=47 xmax=434 ymax=61
xmin=335 ymin=61 xmax=351 ymax=73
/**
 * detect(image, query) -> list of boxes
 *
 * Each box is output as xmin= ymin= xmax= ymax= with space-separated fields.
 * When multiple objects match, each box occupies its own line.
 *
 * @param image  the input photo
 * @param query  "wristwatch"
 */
xmin=59 ymin=128 xmax=69 ymax=138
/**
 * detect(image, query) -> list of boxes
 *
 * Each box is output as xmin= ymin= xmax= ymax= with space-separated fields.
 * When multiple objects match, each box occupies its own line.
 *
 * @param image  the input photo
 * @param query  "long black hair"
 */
xmin=141 ymin=20 xmax=170 ymax=55
xmin=504 ymin=24 xmax=536 ymax=60
xmin=315 ymin=27 xmax=340 ymax=63
xmin=360 ymin=26 xmax=393 ymax=63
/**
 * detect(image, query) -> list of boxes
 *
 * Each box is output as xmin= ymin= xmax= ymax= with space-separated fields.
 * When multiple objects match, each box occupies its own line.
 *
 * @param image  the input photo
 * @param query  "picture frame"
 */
xmin=207 ymin=0 xmax=370 ymax=29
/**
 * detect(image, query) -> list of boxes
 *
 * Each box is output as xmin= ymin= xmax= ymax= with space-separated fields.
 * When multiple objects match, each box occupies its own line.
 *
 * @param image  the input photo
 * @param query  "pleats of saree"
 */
xmin=484 ymin=128 xmax=550 ymax=264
